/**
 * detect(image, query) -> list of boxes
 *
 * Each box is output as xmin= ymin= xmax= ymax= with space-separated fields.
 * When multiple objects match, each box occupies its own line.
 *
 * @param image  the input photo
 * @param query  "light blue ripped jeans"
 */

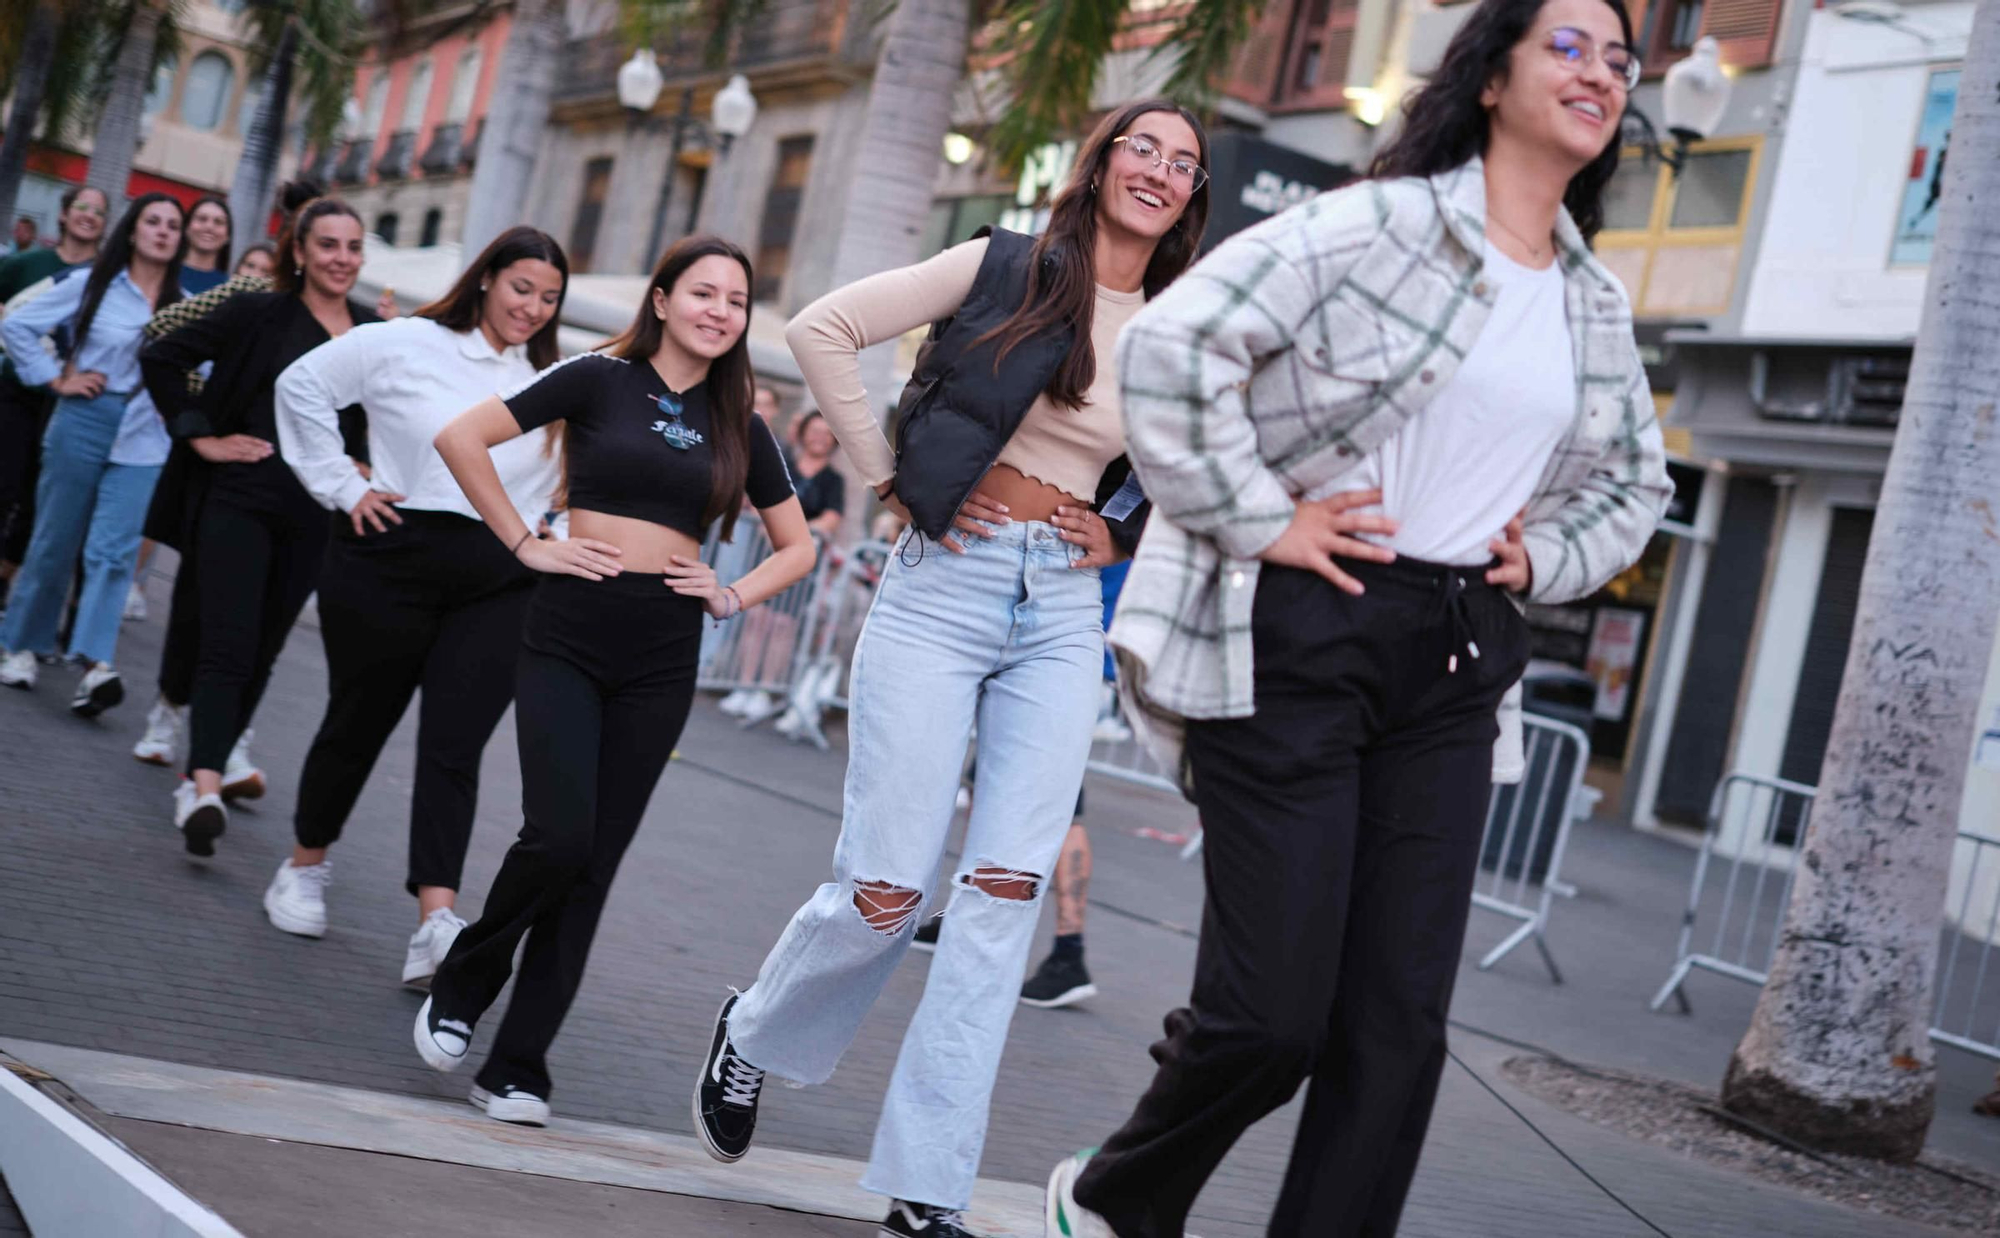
xmin=728 ymin=519 xmax=1103 ymax=1209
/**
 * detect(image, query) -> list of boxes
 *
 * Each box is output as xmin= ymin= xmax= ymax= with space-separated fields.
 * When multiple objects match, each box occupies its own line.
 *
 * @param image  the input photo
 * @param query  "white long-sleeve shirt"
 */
xmin=275 ymin=316 xmax=561 ymax=529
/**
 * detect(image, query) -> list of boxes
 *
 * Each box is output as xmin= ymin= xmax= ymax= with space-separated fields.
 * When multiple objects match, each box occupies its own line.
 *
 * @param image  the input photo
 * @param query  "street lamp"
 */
xmin=1624 ymin=36 xmax=1733 ymax=177
xmin=619 ymin=51 xmax=759 ymax=267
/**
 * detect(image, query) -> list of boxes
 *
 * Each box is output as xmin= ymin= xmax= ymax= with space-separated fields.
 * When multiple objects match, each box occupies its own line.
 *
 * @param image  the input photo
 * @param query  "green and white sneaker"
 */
xmin=1045 ymin=1150 xmax=1113 ymax=1237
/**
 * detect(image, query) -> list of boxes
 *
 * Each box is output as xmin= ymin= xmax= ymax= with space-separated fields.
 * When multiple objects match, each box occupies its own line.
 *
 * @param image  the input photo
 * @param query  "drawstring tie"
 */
xmin=1438 ymin=572 xmax=1481 ymax=674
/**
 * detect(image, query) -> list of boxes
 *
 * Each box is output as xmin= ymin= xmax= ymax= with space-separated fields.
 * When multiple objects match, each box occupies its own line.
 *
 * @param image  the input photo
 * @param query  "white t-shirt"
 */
xmin=1319 ymin=240 xmax=1577 ymax=568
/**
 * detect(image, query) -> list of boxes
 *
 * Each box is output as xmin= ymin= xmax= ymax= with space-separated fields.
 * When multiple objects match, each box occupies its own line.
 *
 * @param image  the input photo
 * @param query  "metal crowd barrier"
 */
xmin=1651 ymin=772 xmax=2000 ymax=1063
xmin=697 ymin=525 xmax=833 ymax=723
xmin=1470 ymin=713 xmax=1591 ymax=982
xmin=1650 ymin=771 xmax=1815 ymax=1013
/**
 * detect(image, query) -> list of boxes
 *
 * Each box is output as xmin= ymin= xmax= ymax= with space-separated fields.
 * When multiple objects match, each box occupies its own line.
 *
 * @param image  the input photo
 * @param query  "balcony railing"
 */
xmin=553 ymin=0 xmax=856 ymax=106
xmin=420 ymin=122 xmax=465 ymax=176
xmin=375 ymin=130 xmax=417 ymax=181
xmin=334 ymin=139 xmax=374 ymax=185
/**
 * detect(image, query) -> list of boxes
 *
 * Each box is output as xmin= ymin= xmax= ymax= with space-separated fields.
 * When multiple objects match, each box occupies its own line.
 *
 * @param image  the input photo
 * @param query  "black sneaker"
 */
xmin=412 ymin=996 xmax=472 ymax=1072
xmin=693 ymin=992 xmax=765 ymax=1162
xmin=911 ymin=912 xmax=943 ymax=954
xmin=880 ymin=1200 xmax=978 ymax=1237
xmin=1020 ymin=950 xmax=1097 ymax=1009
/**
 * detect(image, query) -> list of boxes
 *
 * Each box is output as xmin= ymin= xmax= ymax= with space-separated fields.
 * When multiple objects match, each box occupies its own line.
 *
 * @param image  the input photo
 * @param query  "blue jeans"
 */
xmin=0 ymin=392 xmax=161 ymax=667
xmin=728 ymin=520 xmax=1103 ymax=1209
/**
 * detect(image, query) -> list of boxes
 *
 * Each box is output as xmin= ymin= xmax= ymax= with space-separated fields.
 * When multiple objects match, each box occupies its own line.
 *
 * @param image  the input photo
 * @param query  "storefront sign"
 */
xmin=1200 ymin=132 xmax=1354 ymax=253
xmin=1586 ymin=608 xmax=1648 ymax=722
xmin=1890 ymin=68 xmax=1959 ymax=267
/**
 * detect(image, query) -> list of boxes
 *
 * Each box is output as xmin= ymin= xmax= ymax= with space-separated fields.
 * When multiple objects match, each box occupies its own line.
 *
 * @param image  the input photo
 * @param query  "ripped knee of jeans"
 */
xmin=959 ymin=864 xmax=1042 ymax=903
xmin=853 ymin=880 xmax=923 ymax=935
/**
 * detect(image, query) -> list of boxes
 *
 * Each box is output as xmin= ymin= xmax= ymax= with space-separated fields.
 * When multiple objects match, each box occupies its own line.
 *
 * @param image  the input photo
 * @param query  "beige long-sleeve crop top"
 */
xmin=782 ymin=237 xmax=1145 ymax=502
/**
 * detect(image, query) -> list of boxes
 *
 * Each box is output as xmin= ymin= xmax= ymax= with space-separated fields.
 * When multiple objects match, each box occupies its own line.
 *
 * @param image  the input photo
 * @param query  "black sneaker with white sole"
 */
xmin=469 ymin=1082 xmax=550 ymax=1127
xmin=1020 ymin=950 xmax=1097 ymax=1009
xmin=693 ymin=992 xmax=765 ymax=1162
xmin=880 ymin=1200 xmax=978 ymax=1237
xmin=413 ymin=996 xmax=473 ymax=1072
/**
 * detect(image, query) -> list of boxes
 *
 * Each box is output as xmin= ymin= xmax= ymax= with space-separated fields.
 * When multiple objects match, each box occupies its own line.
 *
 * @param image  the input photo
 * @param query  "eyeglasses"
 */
xmin=1546 ymin=26 xmax=1641 ymax=92
xmin=1112 ymin=136 xmax=1208 ymax=193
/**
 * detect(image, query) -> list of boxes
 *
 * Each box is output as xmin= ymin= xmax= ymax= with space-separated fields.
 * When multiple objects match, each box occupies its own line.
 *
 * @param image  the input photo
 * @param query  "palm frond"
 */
xmin=1154 ymin=0 xmax=1265 ymax=114
xmin=981 ymin=0 xmax=1126 ymax=172
xmin=233 ymin=0 xmax=364 ymax=149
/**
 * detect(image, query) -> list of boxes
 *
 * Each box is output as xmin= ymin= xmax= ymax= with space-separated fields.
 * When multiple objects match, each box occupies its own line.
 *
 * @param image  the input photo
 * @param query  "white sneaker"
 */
xmin=264 ymin=858 xmax=331 ymax=938
xmin=735 ymin=691 xmax=778 ymax=723
xmin=1046 ymin=1150 xmax=1114 ymax=1237
xmin=123 ymin=582 xmax=147 ymax=622
xmin=172 ymin=780 xmax=227 ymax=857
xmin=718 ymin=688 xmax=757 ymax=716
xmin=469 ymin=1083 xmax=549 ymax=1127
xmin=402 ymin=907 xmax=467 ymax=990
xmin=133 ymin=697 xmax=183 ymax=765
xmin=221 ymin=729 xmax=265 ymax=801
xmin=71 ymin=662 xmax=124 ymax=717
xmin=0 ymin=649 xmax=35 ymax=689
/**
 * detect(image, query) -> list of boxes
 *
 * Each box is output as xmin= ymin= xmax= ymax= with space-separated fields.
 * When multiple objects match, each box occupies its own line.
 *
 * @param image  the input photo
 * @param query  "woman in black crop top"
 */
xmin=412 ymin=236 xmax=813 ymax=1122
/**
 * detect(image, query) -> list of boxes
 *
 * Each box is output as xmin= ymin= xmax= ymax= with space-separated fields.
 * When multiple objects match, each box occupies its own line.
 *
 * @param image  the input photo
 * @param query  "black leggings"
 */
xmin=186 ymin=495 xmax=329 ymax=774
xmin=294 ymin=511 xmax=535 ymax=893
xmin=0 ymin=378 xmax=53 ymax=565
xmin=1074 ymin=558 xmax=1531 ymax=1238
xmin=430 ymin=571 xmax=704 ymax=1098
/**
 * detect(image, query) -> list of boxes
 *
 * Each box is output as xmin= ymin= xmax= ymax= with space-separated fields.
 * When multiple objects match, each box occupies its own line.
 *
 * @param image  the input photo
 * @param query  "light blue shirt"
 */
xmin=0 ymin=266 xmax=172 ymax=466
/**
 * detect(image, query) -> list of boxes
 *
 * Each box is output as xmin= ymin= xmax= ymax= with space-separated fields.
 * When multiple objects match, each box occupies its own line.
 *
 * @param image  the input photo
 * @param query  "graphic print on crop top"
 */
xmin=501 ymin=352 xmax=795 ymax=538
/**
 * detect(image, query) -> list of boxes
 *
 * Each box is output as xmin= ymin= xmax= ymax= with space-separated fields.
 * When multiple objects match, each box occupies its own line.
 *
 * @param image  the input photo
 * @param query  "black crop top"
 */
xmin=503 ymin=353 xmax=795 ymax=536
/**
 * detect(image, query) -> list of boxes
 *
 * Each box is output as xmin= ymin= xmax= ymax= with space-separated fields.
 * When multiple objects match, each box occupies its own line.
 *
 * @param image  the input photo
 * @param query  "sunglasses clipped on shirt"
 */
xmin=1546 ymin=25 xmax=1642 ymax=91
xmin=1111 ymin=136 xmax=1209 ymax=193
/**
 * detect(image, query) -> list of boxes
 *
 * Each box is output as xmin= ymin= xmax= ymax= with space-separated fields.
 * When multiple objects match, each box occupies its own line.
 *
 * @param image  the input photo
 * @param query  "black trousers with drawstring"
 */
xmin=1074 ymin=556 xmax=1531 ymax=1238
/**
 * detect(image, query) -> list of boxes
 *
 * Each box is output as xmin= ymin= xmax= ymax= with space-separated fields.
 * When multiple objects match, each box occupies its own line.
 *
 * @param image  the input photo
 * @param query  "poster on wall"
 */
xmin=1585 ymin=608 xmax=1647 ymax=722
xmin=1890 ymin=67 xmax=1960 ymax=267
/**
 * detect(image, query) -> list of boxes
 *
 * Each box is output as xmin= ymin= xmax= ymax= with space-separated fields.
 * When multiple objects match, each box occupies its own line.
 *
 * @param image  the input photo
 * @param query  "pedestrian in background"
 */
xmin=413 ymin=235 xmax=812 ymax=1128
xmin=139 ymin=197 xmax=378 ymax=856
xmin=691 ymin=99 xmax=1208 ymax=1238
xmin=1048 ymin=1 xmax=1673 ymax=1234
xmin=0 ymin=194 xmax=186 ymax=714
xmin=265 ymin=227 xmax=568 ymax=990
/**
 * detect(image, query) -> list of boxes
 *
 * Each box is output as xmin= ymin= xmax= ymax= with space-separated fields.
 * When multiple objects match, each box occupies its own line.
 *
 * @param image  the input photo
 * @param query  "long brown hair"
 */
xmin=273 ymin=197 xmax=362 ymax=295
xmin=603 ymin=235 xmax=759 ymax=542
xmin=414 ymin=226 xmax=570 ymax=370
xmin=977 ymin=99 xmax=1211 ymax=410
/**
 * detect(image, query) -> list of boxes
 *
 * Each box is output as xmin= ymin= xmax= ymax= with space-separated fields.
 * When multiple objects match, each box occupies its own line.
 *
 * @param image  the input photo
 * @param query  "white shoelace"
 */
xmin=428 ymin=907 xmax=467 ymax=931
xmin=721 ymin=1053 xmax=764 ymax=1107
xmin=293 ymin=861 xmax=332 ymax=895
xmin=439 ymin=1017 xmax=471 ymax=1039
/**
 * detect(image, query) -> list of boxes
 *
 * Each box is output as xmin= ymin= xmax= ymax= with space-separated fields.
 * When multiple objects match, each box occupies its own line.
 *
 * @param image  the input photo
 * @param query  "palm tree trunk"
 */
xmin=0 ymin=0 xmax=61 ymax=227
xmin=86 ymin=0 xmax=169 ymax=205
xmin=1720 ymin=0 xmax=2000 ymax=1161
xmin=229 ymin=17 xmax=299 ymax=244
xmin=821 ymin=0 xmax=970 ymax=417
xmin=458 ymin=0 xmax=563 ymax=256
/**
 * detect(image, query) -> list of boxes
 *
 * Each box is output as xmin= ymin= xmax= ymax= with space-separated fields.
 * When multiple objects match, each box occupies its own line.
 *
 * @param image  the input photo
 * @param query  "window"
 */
xmin=569 ymin=157 xmax=615 ymax=274
xmin=921 ymin=194 xmax=1009 ymax=259
xmin=1634 ymin=0 xmax=1781 ymax=74
xmin=1596 ymin=136 xmax=1762 ymax=318
xmin=754 ymin=136 xmax=814 ymax=303
xmin=361 ymin=73 xmax=390 ymax=142
xmin=1666 ymin=0 xmax=1704 ymax=51
xmin=181 ymin=51 xmax=235 ymax=132
xmin=376 ymin=212 xmax=400 ymax=246
xmin=1276 ymin=0 xmax=1358 ymax=108
xmin=420 ymin=208 xmax=443 ymax=248
xmin=401 ymin=58 xmax=434 ymax=132
xmin=143 ymin=54 xmax=178 ymax=118
xmin=446 ymin=46 xmax=482 ymax=123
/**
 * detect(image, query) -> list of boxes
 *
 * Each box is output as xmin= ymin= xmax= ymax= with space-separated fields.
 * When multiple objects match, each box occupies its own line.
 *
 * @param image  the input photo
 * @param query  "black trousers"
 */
xmin=157 ymin=551 xmax=200 ymax=705
xmin=1074 ymin=558 xmax=1530 ymax=1238
xmin=294 ymin=511 xmax=535 ymax=893
xmin=0 ymin=378 xmax=54 ymax=565
xmin=429 ymin=572 xmax=703 ymax=1098
xmin=186 ymin=494 xmax=329 ymax=773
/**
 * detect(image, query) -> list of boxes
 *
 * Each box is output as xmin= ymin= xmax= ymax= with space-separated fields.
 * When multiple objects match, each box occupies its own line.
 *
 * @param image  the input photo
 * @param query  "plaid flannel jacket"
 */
xmin=1109 ymin=159 xmax=1671 ymax=787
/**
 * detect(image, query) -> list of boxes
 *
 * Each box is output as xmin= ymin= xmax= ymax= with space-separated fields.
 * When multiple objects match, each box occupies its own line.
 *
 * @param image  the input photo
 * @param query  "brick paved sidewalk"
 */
xmin=0 ymin=559 xmax=1986 ymax=1236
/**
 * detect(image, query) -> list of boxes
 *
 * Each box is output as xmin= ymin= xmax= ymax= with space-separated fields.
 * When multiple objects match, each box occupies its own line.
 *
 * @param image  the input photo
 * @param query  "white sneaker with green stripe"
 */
xmin=1044 ymin=1150 xmax=1113 ymax=1237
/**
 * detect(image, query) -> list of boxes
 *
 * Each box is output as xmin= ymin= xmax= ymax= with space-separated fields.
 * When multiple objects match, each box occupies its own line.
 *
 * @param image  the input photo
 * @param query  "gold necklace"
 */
xmin=1487 ymin=213 xmax=1551 ymax=264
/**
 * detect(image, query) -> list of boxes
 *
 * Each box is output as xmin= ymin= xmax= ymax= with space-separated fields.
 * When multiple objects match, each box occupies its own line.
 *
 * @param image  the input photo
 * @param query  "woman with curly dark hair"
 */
xmin=1049 ymin=3 xmax=1672 ymax=1235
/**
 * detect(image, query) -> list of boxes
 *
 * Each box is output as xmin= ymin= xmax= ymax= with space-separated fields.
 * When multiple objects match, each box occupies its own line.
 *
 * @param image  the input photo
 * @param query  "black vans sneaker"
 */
xmin=693 ymin=992 xmax=765 ymax=1162
xmin=1020 ymin=950 xmax=1097 ymax=1009
xmin=880 ymin=1199 xmax=978 ymax=1237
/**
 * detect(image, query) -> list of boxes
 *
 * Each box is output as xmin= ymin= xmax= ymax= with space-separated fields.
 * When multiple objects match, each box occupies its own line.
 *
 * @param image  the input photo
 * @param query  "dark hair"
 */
xmin=236 ymin=241 xmax=277 ymax=273
xmin=979 ymin=99 xmax=1210 ymax=410
xmin=273 ymin=197 xmax=362 ymax=295
xmin=184 ymin=194 xmax=234 ymax=271
xmin=603 ymin=235 xmax=757 ymax=541
xmin=73 ymin=193 xmax=185 ymax=359
xmin=55 ymin=185 xmax=109 ymax=243
xmin=1369 ymin=0 xmax=1633 ymax=241
xmin=791 ymin=409 xmax=829 ymax=446
xmin=277 ymin=179 xmax=325 ymax=216
xmin=414 ymin=226 xmax=570 ymax=370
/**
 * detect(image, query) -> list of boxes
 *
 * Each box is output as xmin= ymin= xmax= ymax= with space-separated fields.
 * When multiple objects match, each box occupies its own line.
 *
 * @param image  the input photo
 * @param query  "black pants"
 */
xmin=186 ymin=495 xmax=330 ymax=773
xmin=157 ymin=551 xmax=200 ymax=705
xmin=1075 ymin=558 xmax=1530 ymax=1238
xmin=294 ymin=511 xmax=535 ymax=893
xmin=429 ymin=572 xmax=703 ymax=1098
xmin=0 ymin=378 xmax=54 ymax=566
